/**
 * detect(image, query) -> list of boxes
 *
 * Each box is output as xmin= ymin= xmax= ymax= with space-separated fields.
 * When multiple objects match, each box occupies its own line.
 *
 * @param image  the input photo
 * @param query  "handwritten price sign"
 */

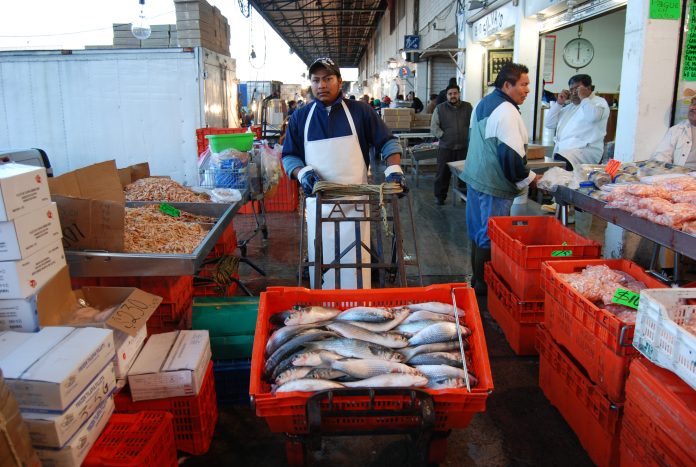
xmin=612 ymin=288 xmax=640 ymax=309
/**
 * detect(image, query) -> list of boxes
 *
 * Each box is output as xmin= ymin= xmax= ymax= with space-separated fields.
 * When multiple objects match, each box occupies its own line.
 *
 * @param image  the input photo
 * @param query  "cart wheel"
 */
xmin=285 ymin=439 xmax=306 ymax=466
xmin=427 ymin=432 xmax=449 ymax=465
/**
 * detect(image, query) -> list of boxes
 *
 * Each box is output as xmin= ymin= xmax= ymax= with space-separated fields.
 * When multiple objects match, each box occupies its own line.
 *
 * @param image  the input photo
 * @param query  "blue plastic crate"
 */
xmin=214 ymin=359 xmax=251 ymax=407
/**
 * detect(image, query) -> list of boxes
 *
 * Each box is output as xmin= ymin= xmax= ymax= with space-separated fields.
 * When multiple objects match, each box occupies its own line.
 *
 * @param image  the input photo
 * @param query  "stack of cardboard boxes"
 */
xmin=411 ymin=113 xmax=432 ymax=130
xmin=0 ymin=163 xmax=65 ymax=332
xmin=382 ymin=108 xmax=413 ymax=130
xmin=174 ymin=0 xmax=231 ymax=56
xmin=111 ymin=23 xmax=179 ymax=49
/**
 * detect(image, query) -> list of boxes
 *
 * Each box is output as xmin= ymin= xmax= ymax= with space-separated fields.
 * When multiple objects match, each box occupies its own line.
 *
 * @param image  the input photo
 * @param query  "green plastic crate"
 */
xmin=192 ymin=297 xmax=258 ymax=359
xmin=210 ymin=335 xmax=256 ymax=360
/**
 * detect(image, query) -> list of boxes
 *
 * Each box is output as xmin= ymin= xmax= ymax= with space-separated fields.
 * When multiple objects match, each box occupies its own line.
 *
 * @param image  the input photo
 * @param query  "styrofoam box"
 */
xmin=35 ymin=396 xmax=114 ymax=467
xmin=0 ymin=202 xmax=61 ymax=261
xmin=22 ymin=363 xmax=116 ymax=448
xmin=633 ymin=288 xmax=696 ymax=391
xmin=0 ymin=294 xmax=40 ymax=332
xmin=0 ymin=327 xmax=114 ymax=411
xmin=0 ymin=163 xmax=50 ymax=222
xmin=0 ymin=239 xmax=66 ymax=299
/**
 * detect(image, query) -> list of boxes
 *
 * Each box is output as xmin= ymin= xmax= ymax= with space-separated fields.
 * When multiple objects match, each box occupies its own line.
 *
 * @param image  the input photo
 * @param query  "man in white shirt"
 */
xmin=544 ymin=74 xmax=610 ymax=171
xmin=651 ymin=96 xmax=696 ymax=169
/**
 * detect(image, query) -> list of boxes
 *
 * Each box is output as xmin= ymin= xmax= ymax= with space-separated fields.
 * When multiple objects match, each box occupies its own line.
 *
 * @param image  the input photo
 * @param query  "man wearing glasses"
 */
xmin=282 ymin=57 xmax=404 ymax=289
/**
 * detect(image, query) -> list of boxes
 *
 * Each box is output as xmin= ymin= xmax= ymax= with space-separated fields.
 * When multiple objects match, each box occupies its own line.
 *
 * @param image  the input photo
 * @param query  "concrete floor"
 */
xmin=182 ymin=170 xmax=595 ymax=466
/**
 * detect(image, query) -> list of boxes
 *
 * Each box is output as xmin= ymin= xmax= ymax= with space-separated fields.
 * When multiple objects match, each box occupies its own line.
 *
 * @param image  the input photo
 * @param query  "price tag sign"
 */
xmin=551 ymin=250 xmax=572 ymax=257
xmin=159 ymin=203 xmax=180 ymax=217
xmin=106 ymin=290 xmax=163 ymax=336
xmin=612 ymin=288 xmax=640 ymax=309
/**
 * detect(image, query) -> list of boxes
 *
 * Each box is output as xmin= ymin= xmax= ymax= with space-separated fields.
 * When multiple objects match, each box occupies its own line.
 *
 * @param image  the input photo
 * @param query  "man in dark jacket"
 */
xmin=436 ymin=77 xmax=457 ymax=105
xmin=430 ymin=83 xmax=472 ymax=205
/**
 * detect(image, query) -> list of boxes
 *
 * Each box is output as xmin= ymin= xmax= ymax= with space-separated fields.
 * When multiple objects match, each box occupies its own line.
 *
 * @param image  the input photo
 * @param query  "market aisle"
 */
xmin=185 ymin=174 xmax=592 ymax=466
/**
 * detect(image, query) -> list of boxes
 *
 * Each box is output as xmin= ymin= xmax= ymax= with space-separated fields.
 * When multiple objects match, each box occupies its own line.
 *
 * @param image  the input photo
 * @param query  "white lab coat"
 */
xmin=545 ymin=93 xmax=610 ymax=168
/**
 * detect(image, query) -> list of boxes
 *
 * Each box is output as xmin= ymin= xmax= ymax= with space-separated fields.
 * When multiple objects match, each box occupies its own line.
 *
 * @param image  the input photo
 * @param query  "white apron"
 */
xmin=305 ymin=101 xmax=371 ymax=289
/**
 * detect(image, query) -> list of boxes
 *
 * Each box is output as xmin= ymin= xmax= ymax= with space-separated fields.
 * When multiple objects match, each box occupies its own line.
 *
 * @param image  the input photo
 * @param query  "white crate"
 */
xmin=633 ymin=288 xmax=696 ymax=391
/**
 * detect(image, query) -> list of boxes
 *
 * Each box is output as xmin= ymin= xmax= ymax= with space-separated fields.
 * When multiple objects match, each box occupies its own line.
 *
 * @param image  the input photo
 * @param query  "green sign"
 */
xmin=650 ymin=0 xmax=681 ymax=20
xmin=551 ymin=250 xmax=572 ymax=257
xmin=683 ymin=2 xmax=696 ymax=80
xmin=159 ymin=203 xmax=181 ymax=217
xmin=612 ymin=288 xmax=640 ymax=309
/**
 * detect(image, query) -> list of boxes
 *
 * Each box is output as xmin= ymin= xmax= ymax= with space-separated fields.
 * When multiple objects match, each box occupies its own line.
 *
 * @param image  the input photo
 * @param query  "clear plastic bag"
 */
xmin=257 ymin=143 xmax=283 ymax=195
xmin=538 ymin=167 xmax=580 ymax=191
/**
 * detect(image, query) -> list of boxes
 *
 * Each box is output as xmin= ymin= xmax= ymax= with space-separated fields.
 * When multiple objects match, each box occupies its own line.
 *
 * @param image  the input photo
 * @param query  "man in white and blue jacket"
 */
xmin=461 ymin=62 xmax=540 ymax=295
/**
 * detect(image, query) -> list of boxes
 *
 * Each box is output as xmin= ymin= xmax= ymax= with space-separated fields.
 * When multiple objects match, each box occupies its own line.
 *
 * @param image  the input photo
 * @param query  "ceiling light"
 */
xmin=131 ymin=0 xmax=151 ymax=40
xmin=494 ymin=35 xmax=501 ymax=48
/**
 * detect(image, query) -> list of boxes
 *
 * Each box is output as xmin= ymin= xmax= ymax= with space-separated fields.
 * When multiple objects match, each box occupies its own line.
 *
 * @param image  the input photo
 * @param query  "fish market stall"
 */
xmin=249 ymin=284 xmax=493 ymax=465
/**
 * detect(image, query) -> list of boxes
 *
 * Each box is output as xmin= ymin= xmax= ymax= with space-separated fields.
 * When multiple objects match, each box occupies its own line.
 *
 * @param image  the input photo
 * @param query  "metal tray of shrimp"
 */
xmin=65 ymin=199 xmax=244 ymax=277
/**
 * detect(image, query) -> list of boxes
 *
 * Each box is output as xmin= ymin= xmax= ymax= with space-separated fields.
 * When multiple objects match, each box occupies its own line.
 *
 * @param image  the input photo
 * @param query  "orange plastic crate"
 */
xmin=206 ymin=223 xmax=237 ymax=259
xmin=249 ymin=284 xmax=493 ymax=434
xmin=196 ymin=127 xmax=248 ymax=156
xmin=90 ymin=275 xmax=193 ymax=313
xmin=83 ymin=412 xmax=177 ymax=467
xmin=489 ymin=216 xmax=601 ymax=301
xmin=620 ymin=358 xmax=696 ymax=466
xmin=542 ymin=259 xmax=667 ymax=402
xmin=536 ymin=325 xmax=622 ymax=467
xmin=484 ymin=262 xmax=544 ymax=356
xmin=238 ymin=175 xmax=299 ymax=214
xmin=114 ymin=361 xmax=216 ymax=455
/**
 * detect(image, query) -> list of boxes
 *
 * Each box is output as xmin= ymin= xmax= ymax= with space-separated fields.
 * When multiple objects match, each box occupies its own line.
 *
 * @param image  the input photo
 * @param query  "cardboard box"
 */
xmin=0 ymin=295 xmax=40 ymax=331
xmin=0 ymin=163 xmax=51 ymax=222
xmin=48 ymin=160 xmax=125 ymax=252
xmin=0 ymin=202 xmax=61 ymax=261
xmin=527 ymin=145 xmax=547 ymax=160
xmin=22 ymin=363 xmax=115 ymax=448
xmin=0 ymin=327 xmax=114 ymax=411
xmin=0 ymin=239 xmax=66 ymax=299
xmin=128 ymin=330 xmax=211 ymax=401
xmin=112 ymin=326 xmax=147 ymax=379
xmin=35 ymin=396 xmax=114 ymax=467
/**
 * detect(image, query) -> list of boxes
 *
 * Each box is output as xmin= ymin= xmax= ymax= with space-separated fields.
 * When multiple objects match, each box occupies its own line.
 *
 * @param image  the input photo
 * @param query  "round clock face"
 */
xmin=563 ymin=38 xmax=594 ymax=69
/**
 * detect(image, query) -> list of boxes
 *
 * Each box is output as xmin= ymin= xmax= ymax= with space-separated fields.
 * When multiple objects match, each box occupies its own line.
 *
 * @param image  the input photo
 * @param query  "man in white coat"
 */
xmin=544 ymin=74 xmax=610 ymax=171
xmin=651 ymin=96 xmax=696 ymax=169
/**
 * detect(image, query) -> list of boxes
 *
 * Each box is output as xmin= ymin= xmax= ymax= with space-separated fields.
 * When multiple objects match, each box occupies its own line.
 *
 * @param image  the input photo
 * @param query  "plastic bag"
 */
xmin=538 ymin=167 xmax=580 ymax=191
xmin=210 ymin=188 xmax=242 ymax=203
xmin=257 ymin=143 xmax=283 ymax=195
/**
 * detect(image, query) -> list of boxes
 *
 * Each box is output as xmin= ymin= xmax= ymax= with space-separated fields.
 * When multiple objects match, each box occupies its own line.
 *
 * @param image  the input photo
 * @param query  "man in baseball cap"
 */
xmin=308 ymin=57 xmax=342 ymax=79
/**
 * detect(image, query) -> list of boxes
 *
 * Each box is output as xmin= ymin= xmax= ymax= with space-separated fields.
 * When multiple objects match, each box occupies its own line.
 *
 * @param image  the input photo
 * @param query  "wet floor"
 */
xmin=182 ymin=167 xmax=595 ymax=466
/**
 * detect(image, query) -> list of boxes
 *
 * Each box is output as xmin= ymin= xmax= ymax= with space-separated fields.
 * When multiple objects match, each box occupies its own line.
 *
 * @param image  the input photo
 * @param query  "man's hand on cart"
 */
xmin=298 ymin=165 xmax=321 ymax=196
xmin=385 ymin=165 xmax=409 ymax=195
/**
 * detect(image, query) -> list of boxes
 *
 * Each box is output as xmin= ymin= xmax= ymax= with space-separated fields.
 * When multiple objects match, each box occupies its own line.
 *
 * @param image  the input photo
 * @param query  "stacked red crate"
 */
xmin=238 ymin=174 xmax=299 ymax=214
xmin=195 ymin=127 xmax=247 ymax=156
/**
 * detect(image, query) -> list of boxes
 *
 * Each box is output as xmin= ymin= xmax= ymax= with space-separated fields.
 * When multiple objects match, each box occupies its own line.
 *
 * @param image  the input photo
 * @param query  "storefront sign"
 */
xmin=398 ymin=66 xmax=411 ymax=78
xmin=649 ymin=0 xmax=681 ymax=19
xmin=683 ymin=1 xmax=696 ymax=80
xmin=472 ymin=2 xmax=517 ymax=42
xmin=404 ymin=35 xmax=420 ymax=51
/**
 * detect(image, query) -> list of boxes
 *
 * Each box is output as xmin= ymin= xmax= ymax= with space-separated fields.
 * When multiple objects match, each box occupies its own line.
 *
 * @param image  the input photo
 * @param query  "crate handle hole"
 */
xmin=511 ymin=221 xmax=528 ymax=226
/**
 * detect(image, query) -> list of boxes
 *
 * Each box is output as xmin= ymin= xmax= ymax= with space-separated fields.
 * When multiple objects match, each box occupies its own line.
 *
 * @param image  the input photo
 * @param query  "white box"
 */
xmin=22 ymin=363 xmax=116 ymax=448
xmin=35 ymin=396 xmax=114 ymax=467
xmin=0 ymin=163 xmax=51 ymax=221
xmin=0 ymin=294 xmax=39 ymax=331
xmin=0 ymin=202 xmax=61 ymax=261
xmin=113 ymin=325 xmax=147 ymax=379
xmin=0 ymin=327 xmax=114 ymax=411
xmin=0 ymin=240 xmax=66 ymax=299
xmin=128 ymin=330 xmax=211 ymax=401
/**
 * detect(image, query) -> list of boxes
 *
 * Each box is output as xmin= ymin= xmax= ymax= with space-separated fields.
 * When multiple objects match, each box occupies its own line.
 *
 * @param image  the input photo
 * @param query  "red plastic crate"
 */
xmin=536 ymin=325 xmax=622 ymax=467
xmin=249 ymin=284 xmax=493 ymax=434
xmin=83 ymin=411 xmax=177 ymax=467
xmin=196 ymin=127 xmax=247 ymax=156
xmin=147 ymin=296 xmax=193 ymax=335
xmin=193 ymin=279 xmax=238 ymax=297
xmin=77 ymin=275 xmax=194 ymax=313
xmin=238 ymin=175 xmax=299 ymax=214
xmin=114 ymin=361 xmax=217 ymax=455
xmin=542 ymin=259 xmax=667 ymax=402
xmin=620 ymin=358 xmax=696 ymax=466
xmin=489 ymin=216 xmax=601 ymax=301
xmin=206 ymin=223 xmax=237 ymax=259
xmin=484 ymin=262 xmax=544 ymax=356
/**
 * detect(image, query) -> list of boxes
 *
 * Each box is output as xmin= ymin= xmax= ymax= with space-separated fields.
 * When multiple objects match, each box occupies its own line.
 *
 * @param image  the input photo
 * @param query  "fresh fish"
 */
xmin=284 ymin=306 xmax=341 ymax=325
xmin=415 ymin=364 xmax=478 ymax=388
xmin=349 ymin=307 xmax=411 ymax=332
xmin=408 ymin=322 xmax=471 ymax=346
xmin=275 ymin=378 xmax=345 ymax=393
xmin=402 ymin=310 xmax=456 ymax=324
xmin=270 ymin=349 xmax=307 ymax=382
xmin=400 ymin=341 xmax=463 ymax=362
xmin=326 ymin=322 xmax=409 ymax=348
xmin=264 ymin=329 xmax=335 ymax=377
xmin=307 ymin=338 xmax=406 ymax=362
xmin=407 ymin=301 xmax=466 ymax=316
xmin=395 ymin=320 xmax=443 ymax=335
xmin=306 ymin=368 xmax=349 ymax=381
xmin=292 ymin=350 xmax=344 ymax=367
xmin=274 ymin=367 xmax=314 ymax=386
xmin=343 ymin=373 xmax=428 ymax=388
xmin=270 ymin=309 xmax=295 ymax=326
xmin=336 ymin=306 xmax=394 ymax=322
xmin=266 ymin=323 xmax=329 ymax=356
xmin=408 ymin=351 xmax=463 ymax=367
xmin=330 ymin=358 xmax=422 ymax=379
xmin=426 ymin=377 xmax=466 ymax=390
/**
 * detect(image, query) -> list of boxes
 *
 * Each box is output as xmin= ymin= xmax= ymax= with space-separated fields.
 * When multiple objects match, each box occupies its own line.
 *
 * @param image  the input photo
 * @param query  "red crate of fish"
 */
xmin=484 ymin=262 xmax=544 ymax=356
xmin=619 ymin=358 xmax=696 ymax=466
xmin=542 ymin=259 xmax=667 ymax=402
xmin=249 ymin=284 xmax=493 ymax=435
xmin=489 ymin=216 xmax=601 ymax=301
xmin=113 ymin=361 xmax=216 ymax=455
xmin=196 ymin=127 xmax=248 ymax=156
xmin=536 ymin=325 xmax=622 ymax=467
xmin=238 ymin=174 xmax=299 ymax=214
xmin=83 ymin=411 xmax=177 ymax=467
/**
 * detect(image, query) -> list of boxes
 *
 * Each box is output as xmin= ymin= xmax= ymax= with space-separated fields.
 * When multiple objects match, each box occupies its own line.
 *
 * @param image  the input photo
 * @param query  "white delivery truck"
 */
xmin=0 ymin=47 xmax=239 ymax=186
